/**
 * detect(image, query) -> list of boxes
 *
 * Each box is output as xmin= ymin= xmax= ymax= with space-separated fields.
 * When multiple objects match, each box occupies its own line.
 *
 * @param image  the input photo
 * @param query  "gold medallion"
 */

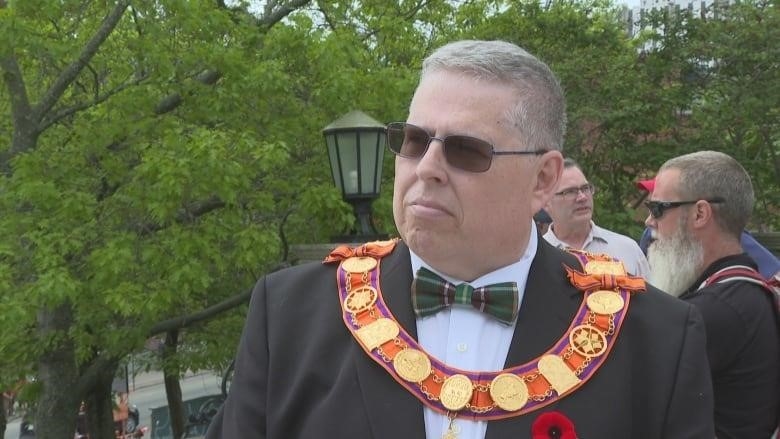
xmin=393 ymin=348 xmax=432 ymax=383
xmin=441 ymin=427 xmax=458 ymax=439
xmin=489 ymin=373 xmax=528 ymax=412
xmin=356 ymin=318 xmax=399 ymax=350
xmin=440 ymin=374 xmax=474 ymax=411
xmin=344 ymin=286 xmax=378 ymax=314
xmin=583 ymin=260 xmax=626 ymax=276
xmin=342 ymin=257 xmax=378 ymax=273
xmin=586 ymin=290 xmax=625 ymax=315
xmin=569 ymin=324 xmax=608 ymax=357
xmin=538 ymin=354 xmax=581 ymax=395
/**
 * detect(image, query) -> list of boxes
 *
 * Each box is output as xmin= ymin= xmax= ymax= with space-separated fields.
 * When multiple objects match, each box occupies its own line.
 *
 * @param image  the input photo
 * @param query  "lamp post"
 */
xmin=323 ymin=110 xmax=388 ymax=242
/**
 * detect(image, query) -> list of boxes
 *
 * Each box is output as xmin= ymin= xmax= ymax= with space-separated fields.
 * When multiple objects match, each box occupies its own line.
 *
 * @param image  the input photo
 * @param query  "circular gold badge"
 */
xmin=341 ymin=257 xmax=378 ymax=273
xmin=569 ymin=324 xmax=608 ymax=357
xmin=393 ymin=348 xmax=432 ymax=383
xmin=440 ymin=374 xmax=474 ymax=411
xmin=344 ymin=286 xmax=378 ymax=314
xmin=586 ymin=290 xmax=625 ymax=315
xmin=489 ymin=373 xmax=528 ymax=412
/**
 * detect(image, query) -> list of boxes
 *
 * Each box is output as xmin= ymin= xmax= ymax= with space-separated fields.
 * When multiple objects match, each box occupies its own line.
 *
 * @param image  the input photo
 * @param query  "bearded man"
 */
xmin=646 ymin=150 xmax=779 ymax=439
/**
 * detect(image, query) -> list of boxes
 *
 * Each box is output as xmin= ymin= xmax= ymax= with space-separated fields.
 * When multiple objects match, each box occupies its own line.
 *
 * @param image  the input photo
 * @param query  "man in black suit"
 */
xmin=206 ymin=40 xmax=714 ymax=439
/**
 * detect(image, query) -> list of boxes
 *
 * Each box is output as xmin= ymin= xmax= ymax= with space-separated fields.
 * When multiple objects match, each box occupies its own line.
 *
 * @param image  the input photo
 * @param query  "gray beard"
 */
xmin=648 ymin=225 xmax=704 ymax=297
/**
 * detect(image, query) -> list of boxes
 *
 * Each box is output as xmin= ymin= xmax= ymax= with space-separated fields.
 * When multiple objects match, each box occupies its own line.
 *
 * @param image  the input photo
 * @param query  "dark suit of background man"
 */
xmin=206 ymin=40 xmax=714 ymax=439
xmin=646 ymin=150 xmax=779 ymax=438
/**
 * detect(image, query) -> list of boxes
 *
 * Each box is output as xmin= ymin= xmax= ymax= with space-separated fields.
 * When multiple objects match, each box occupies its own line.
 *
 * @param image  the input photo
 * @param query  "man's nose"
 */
xmin=415 ymin=138 xmax=449 ymax=180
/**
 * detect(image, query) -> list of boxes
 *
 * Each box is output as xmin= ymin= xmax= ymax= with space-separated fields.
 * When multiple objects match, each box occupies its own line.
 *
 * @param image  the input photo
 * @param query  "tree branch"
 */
xmin=146 ymin=261 xmax=290 ymax=336
xmin=154 ymin=69 xmax=221 ymax=115
xmin=137 ymin=196 xmax=227 ymax=236
xmin=0 ymin=55 xmax=34 ymax=137
xmin=33 ymin=1 xmax=130 ymax=125
xmin=261 ymin=0 xmax=312 ymax=29
xmin=148 ymin=288 xmax=253 ymax=336
xmin=38 ymin=73 xmax=149 ymax=131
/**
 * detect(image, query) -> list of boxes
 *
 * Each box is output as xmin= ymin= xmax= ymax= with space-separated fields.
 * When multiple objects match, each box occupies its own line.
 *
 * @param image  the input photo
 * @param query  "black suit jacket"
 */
xmin=206 ymin=239 xmax=714 ymax=438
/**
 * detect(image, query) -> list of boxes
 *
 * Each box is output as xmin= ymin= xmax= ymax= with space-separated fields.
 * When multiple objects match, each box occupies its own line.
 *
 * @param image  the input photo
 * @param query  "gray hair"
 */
xmin=421 ymin=40 xmax=567 ymax=152
xmin=660 ymin=150 xmax=754 ymax=238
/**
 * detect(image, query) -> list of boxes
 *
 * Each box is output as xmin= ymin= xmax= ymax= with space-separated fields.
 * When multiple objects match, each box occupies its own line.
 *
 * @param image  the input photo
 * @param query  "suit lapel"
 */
xmin=487 ymin=239 xmax=583 ymax=438
xmin=352 ymin=242 xmax=426 ymax=439
xmin=504 ymin=240 xmax=582 ymax=365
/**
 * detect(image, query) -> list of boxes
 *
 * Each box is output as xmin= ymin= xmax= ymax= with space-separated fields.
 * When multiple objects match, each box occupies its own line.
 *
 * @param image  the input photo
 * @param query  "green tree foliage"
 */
xmin=683 ymin=1 xmax=779 ymax=228
xmin=627 ymin=0 xmax=779 ymax=230
xmin=0 ymin=0 xmax=334 ymax=436
xmin=0 ymin=0 xmax=438 ymax=436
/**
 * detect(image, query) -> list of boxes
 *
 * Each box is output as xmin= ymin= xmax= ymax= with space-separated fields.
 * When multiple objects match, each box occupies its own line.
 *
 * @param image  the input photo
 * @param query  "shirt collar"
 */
xmin=545 ymin=221 xmax=604 ymax=249
xmin=409 ymin=221 xmax=538 ymax=288
xmin=588 ymin=222 xmax=610 ymax=245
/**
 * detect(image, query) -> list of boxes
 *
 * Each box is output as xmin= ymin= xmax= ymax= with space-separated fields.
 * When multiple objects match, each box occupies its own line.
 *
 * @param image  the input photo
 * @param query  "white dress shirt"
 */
xmin=410 ymin=223 xmax=538 ymax=439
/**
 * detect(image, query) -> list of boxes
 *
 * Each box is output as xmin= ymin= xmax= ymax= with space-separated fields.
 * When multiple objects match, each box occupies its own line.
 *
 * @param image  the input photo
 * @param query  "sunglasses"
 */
xmin=645 ymin=198 xmax=724 ymax=219
xmin=386 ymin=122 xmax=547 ymax=173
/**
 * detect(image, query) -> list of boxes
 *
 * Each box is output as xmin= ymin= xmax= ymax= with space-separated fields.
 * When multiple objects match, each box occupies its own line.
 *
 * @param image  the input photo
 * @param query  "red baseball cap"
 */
xmin=636 ymin=178 xmax=655 ymax=193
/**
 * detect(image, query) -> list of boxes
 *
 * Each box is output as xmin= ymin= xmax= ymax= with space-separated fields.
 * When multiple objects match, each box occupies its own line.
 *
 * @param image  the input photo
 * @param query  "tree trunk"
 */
xmin=35 ymin=303 xmax=80 ymax=439
xmin=0 ymin=399 xmax=7 ymax=439
xmin=163 ymin=330 xmax=186 ymax=439
xmin=84 ymin=362 xmax=120 ymax=439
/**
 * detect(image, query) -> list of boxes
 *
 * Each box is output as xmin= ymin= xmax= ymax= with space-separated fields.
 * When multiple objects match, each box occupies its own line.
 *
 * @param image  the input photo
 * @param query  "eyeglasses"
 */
xmin=644 ymin=198 xmax=725 ymax=219
xmin=385 ymin=122 xmax=547 ymax=173
xmin=555 ymin=183 xmax=595 ymax=200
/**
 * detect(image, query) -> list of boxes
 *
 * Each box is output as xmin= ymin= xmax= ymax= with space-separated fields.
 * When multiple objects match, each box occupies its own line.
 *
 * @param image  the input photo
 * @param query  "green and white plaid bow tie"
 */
xmin=411 ymin=267 xmax=519 ymax=325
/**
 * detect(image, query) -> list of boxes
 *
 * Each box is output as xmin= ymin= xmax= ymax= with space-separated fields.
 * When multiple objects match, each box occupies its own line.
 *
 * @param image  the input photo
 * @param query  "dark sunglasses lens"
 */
xmin=444 ymin=136 xmax=493 ymax=172
xmin=387 ymin=123 xmax=429 ymax=158
xmin=647 ymin=203 xmax=663 ymax=219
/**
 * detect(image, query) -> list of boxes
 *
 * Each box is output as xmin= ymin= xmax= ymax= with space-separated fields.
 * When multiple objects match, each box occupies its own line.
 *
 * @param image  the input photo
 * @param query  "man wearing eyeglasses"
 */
xmin=646 ymin=150 xmax=779 ymax=439
xmin=207 ymin=40 xmax=714 ymax=439
xmin=542 ymin=159 xmax=650 ymax=278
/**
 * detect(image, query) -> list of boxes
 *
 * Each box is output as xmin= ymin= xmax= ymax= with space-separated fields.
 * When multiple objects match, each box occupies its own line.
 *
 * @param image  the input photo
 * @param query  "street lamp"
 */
xmin=323 ymin=110 xmax=388 ymax=242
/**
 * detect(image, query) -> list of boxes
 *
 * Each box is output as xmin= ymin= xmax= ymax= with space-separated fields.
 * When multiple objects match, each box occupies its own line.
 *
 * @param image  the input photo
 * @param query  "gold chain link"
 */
xmin=473 ymin=382 xmax=490 ymax=393
xmin=375 ymin=347 xmax=391 ymax=363
xmin=607 ymin=314 xmax=616 ymax=335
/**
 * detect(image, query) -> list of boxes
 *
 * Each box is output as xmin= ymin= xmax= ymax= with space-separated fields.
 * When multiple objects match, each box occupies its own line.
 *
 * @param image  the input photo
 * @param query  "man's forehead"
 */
xmin=559 ymin=167 xmax=587 ymax=184
xmin=653 ymin=169 xmax=681 ymax=196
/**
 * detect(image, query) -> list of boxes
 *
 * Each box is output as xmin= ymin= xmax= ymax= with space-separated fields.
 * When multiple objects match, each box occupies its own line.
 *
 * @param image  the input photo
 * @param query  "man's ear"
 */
xmin=691 ymin=199 xmax=715 ymax=230
xmin=531 ymin=151 xmax=563 ymax=214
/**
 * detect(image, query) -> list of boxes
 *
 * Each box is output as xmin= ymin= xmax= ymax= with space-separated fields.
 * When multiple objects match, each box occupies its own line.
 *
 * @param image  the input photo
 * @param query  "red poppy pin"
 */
xmin=531 ymin=411 xmax=578 ymax=439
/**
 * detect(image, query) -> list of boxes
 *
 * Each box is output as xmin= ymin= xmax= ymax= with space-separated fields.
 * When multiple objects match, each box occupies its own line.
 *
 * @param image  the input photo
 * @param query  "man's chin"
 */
xmin=648 ymin=239 xmax=703 ymax=297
